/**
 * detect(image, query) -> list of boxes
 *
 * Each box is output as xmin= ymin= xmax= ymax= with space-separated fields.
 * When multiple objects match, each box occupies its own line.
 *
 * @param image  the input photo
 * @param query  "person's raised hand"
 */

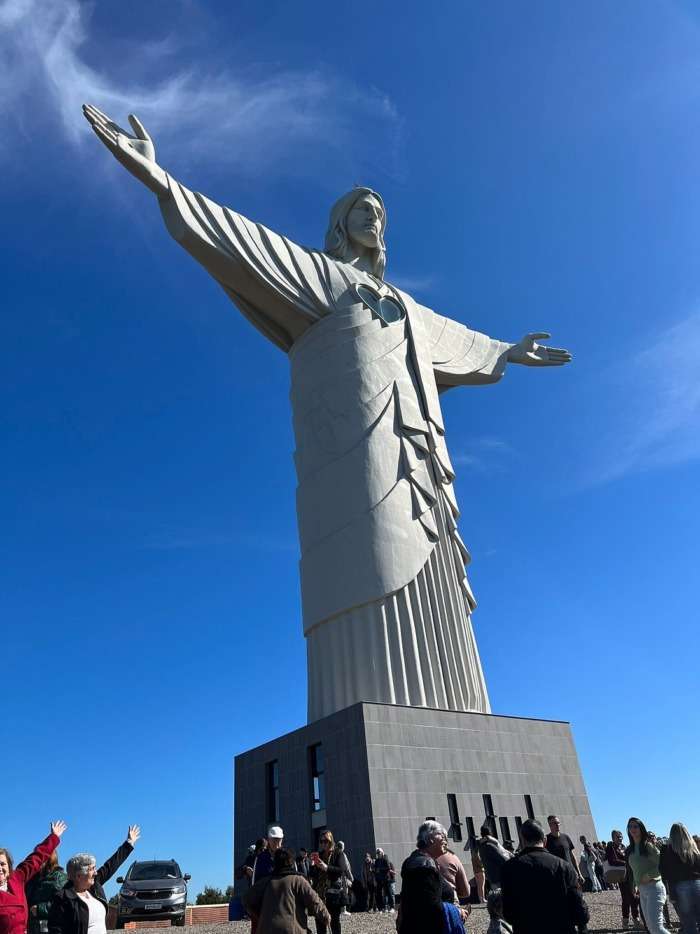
xmin=127 ymin=825 xmax=141 ymax=846
xmin=51 ymin=820 xmax=68 ymax=837
xmin=508 ymin=332 xmax=572 ymax=367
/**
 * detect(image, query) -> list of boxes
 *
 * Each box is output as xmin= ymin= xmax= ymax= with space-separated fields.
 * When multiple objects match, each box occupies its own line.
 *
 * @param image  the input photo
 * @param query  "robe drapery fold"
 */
xmin=160 ymin=174 xmax=509 ymax=720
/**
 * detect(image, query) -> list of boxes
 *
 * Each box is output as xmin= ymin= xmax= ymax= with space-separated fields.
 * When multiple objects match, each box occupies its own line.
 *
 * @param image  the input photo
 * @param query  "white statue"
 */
xmin=83 ymin=105 xmax=571 ymax=722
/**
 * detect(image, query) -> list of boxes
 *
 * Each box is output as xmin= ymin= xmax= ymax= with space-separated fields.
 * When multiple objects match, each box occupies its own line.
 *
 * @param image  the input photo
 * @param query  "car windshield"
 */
xmin=128 ymin=863 xmax=181 ymax=881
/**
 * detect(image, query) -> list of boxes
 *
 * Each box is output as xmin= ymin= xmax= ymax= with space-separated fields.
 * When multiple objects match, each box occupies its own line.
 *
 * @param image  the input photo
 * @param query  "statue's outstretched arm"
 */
xmin=426 ymin=307 xmax=572 ymax=389
xmin=83 ymin=105 xmax=168 ymax=198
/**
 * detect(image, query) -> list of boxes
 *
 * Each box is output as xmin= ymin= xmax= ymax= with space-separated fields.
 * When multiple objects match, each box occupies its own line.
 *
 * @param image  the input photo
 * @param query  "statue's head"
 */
xmin=324 ymin=187 xmax=386 ymax=279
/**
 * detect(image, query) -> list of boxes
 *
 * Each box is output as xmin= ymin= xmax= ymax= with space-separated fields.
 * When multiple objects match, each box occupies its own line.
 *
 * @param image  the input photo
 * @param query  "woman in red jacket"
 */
xmin=0 ymin=822 xmax=68 ymax=934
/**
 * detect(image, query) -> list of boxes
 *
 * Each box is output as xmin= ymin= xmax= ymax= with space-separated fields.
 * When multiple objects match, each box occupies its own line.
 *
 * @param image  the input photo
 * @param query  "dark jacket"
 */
xmin=373 ymin=856 xmax=393 ymax=884
xmin=501 ymin=845 xmax=589 ymax=934
xmin=243 ymin=869 xmax=329 ymax=934
xmin=48 ymin=841 xmax=133 ymax=934
xmin=659 ymin=845 xmax=700 ymax=886
xmin=398 ymin=850 xmax=454 ymax=934
xmin=605 ymin=841 xmax=627 ymax=868
xmin=476 ymin=835 xmax=512 ymax=887
xmin=25 ymin=867 xmax=68 ymax=933
xmin=0 ymin=834 xmax=60 ymax=934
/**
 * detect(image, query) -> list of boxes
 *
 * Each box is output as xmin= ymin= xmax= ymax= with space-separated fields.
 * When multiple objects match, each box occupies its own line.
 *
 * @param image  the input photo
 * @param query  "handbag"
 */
xmin=603 ymin=861 xmax=627 ymax=884
xmin=325 ymin=885 xmax=347 ymax=909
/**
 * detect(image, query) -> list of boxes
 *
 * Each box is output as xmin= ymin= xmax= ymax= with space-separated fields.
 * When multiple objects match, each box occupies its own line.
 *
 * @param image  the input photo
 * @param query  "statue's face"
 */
xmin=346 ymin=194 xmax=384 ymax=250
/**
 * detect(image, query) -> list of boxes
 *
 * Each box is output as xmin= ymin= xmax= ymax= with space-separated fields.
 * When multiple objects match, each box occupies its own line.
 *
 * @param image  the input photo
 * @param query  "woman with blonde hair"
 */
xmin=660 ymin=823 xmax=700 ymax=933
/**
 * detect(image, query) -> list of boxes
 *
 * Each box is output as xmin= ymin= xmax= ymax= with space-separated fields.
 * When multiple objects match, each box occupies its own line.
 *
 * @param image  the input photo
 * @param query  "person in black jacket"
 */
xmin=659 ymin=823 xmax=700 ymax=934
xmin=398 ymin=820 xmax=469 ymax=934
xmin=48 ymin=826 xmax=140 ymax=934
xmin=501 ymin=819 xmax=589 ymax=934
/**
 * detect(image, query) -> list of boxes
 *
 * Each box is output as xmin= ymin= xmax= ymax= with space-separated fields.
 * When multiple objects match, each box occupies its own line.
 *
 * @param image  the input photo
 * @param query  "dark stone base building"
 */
xmin=234 ymin=702 xmax=595 ymax=888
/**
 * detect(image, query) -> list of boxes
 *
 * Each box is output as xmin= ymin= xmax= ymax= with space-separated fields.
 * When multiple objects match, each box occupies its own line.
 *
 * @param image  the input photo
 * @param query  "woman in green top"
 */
xmin=626 ymin=817 xmax=670 ymax=934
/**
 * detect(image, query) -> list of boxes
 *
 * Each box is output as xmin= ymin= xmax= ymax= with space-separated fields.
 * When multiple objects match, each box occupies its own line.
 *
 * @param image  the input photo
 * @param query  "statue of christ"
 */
xmin=83 ymin=105 xmax=572 ymax=722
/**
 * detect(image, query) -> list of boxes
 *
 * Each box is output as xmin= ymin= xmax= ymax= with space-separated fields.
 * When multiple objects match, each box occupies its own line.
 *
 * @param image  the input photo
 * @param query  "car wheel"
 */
xmin=173 ymin=916 xmax=186 ymax=927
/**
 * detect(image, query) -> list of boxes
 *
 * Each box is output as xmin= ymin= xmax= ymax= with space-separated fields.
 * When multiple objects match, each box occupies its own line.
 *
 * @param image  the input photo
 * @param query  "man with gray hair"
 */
xmin=398 ymin=821 xmax=469 ymax=933
xmin=48 ymin=826 xmax=141 ymax=934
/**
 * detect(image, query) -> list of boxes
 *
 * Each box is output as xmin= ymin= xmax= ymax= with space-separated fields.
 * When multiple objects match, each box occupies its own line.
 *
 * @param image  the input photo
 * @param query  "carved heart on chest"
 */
xmin=355 ymin=283 xmax=405 ymax=325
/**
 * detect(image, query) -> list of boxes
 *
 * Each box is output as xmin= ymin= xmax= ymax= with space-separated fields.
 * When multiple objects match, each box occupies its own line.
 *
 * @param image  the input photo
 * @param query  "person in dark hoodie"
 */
xmin=398 ymin=821 xmax=469 ymax=934
xmin=501 ymin=819 xmax=588 ymax=934
xmin=48 ymin=826 xmax=140 ymax=934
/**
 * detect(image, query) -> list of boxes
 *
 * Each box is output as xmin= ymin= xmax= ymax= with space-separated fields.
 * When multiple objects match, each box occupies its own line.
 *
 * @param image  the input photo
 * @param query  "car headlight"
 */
xmin=121 ymin=887 xmax=138 ymax=898
xmin=171 ymin=885 xmax=186 ymax=895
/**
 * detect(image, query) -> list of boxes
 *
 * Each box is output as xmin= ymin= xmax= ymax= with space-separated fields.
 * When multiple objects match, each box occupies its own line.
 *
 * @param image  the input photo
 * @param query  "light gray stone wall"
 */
xmin=234 ymin=703 xmax=595 ymax=892
xmin=362 ymin=704 xmax=595 ymax=885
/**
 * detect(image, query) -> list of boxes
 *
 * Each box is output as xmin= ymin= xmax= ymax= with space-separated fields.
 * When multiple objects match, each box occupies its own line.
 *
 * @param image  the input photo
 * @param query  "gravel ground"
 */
xmin=130 ymin=890 xmax=680 ymax=934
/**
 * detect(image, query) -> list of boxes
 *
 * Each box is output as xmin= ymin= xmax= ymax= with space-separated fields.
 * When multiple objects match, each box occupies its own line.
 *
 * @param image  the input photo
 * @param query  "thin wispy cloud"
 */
xmin=0 ymin=0 xmax=403 ymax=176
xmin=453 ymin=437 xmax=515 ymax=473
xmin=583 ymin=310 xmax=700 ymax=485
xmin=390 ymin=273 xmax=436 ymax=295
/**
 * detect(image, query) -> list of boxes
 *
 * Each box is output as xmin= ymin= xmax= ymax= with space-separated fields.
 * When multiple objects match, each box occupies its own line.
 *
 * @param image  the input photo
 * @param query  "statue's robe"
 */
xmin=160 ymin=176 xmax=510 ymax=721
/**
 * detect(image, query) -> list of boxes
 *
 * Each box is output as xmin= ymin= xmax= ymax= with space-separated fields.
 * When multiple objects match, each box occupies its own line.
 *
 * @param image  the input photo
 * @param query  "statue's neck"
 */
xmin=346 ymin=251 xmax=376 ymax=276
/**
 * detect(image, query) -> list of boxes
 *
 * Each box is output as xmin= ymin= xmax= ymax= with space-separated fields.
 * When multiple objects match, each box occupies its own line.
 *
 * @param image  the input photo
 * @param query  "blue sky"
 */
xmin=2 ymin=0 xmax=699 ymax=893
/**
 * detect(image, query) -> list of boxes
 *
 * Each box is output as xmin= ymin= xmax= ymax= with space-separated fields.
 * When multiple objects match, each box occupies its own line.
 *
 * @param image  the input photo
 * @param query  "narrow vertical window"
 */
xmin=514 ymin=816 xmax=523 ymax=844
xmin=524 ymin=794 xmax=535 ymax=820
xmin=266 ymin=760 xmax=279 ymax=824
xmin=465 ymin=816 xmax=476 ymax=842
xmin=447 ymin=794 xmax=462 ymax=842
xmin=309 ymin=743 xmax=326 ymax=811
xmin=482 ymin=794 xmax=497 ymax=835
xmin=499 ymin=816 xmax=512 ymax=843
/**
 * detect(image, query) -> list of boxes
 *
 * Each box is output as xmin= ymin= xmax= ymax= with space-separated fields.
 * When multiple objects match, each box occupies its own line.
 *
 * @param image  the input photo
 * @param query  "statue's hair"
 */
xmin=324 ymin=187 xmax=387 ymax=279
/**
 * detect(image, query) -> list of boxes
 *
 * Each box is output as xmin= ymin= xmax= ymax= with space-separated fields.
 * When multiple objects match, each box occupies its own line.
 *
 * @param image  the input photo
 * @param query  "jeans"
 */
xmin=377 ymin=880 xmax=394 ymax=910
xmin=639 ymin=880 xmax=671 ymax=934
xmin=674 ymin=879 xmax=700 ymax=934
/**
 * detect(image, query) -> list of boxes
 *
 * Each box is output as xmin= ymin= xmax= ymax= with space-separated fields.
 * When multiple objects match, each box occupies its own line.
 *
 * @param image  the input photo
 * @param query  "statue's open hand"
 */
xmin=83 ymin=104 xmax=155 ymax=160
xmin=508 ymin=332 xmax=572 ymax=367
xmin=82 ymin=104 xmax=166 ymax=195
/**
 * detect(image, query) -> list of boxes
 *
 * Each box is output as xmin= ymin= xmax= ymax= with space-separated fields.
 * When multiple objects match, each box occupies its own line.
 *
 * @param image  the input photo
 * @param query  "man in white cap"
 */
xmin=252 ymin=826 xmax=284 ymax=885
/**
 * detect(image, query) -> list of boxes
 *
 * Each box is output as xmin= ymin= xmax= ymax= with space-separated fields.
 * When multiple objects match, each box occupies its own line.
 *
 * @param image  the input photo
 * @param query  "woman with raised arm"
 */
xmin=0 ymin=821 xmax=68 ymax=934
xmin=48 ymin=826 xmax=140 ymax=934
xmin=83 ymin=104 xmax=572 ymax=724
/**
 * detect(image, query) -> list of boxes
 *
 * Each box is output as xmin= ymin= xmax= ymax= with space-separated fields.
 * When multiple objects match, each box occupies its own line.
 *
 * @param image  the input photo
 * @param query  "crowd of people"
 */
xmin=3 ymin=814 xmax=697 ymax=934
xmin=1 ymin=822 xmax=141 ymax=934
xmin=238 ymin=814 xmax=700 ymax=934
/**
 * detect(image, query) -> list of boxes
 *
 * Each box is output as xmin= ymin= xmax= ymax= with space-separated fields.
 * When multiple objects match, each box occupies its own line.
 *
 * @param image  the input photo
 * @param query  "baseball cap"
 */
xmin=267 ymin=826 xmax=284 ymax=839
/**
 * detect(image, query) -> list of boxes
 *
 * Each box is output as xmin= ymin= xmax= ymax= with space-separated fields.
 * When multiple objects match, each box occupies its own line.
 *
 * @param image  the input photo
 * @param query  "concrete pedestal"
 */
xmin=234 ymin=702 xmax=595 ymax=889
